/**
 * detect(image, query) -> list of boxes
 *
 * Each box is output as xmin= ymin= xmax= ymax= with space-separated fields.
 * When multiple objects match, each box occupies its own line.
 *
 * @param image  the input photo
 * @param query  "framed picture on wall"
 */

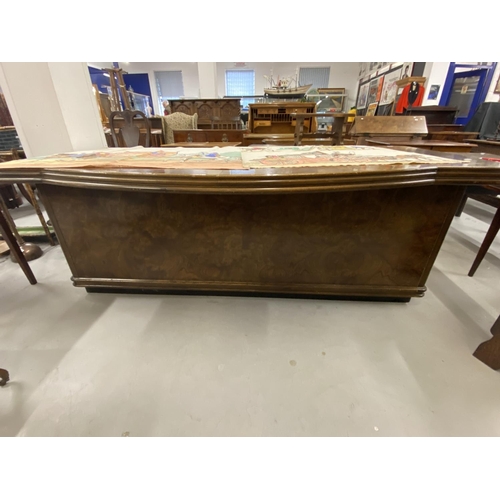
xmin=367 ymin=76 xmax=384 ymax=106
xmin=379 ymin=69 xmax=401 ymax=106
xmin=366 ymin=102 xmax=378 ymax=116
xmin=400 ymin=62 xmax=414 ymax=80
xmin=494 ymin=74 xmax=500 ymax=94
xmin=357 ymin=82 xmax=369 ymax=109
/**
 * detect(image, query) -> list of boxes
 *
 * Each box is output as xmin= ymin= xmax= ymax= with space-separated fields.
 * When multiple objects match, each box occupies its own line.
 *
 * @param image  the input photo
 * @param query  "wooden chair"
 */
xmin=465 ymin=185 xmax=500 ymax=277
xmin=292 ymin=113 xmax=347 ymax=146
xmin=109 ymin=109 xmax=151 ymax=147
xmin=161 ymin=112 xmax=198 ymax=144
xmin=210 ymin=117 xmax=242 ymax=130
xmin=0 ymin=203 xmax=36 ymax=284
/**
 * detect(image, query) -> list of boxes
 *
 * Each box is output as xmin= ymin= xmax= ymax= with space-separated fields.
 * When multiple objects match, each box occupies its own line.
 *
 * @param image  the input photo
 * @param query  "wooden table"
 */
xmin=468 ymin=139 xmax=500 ymax=155
xmin=242 ymin=134 xmax=294 ymax=146
xmin=1 ymin=146 xmax=499 ymax=303
xmin=161 ymin=142 xmax=241 ymax=148
xmin=367 ymin=139 xmax=477 ymax=153
xmin=427 ymin=131 xmax=479 ymax=143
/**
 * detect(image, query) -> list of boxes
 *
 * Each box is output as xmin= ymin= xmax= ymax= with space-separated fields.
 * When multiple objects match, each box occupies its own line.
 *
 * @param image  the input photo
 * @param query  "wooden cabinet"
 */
xmin=169 ymin=98 xmax=241 ymax=129
xmin=248 ymin=102 xmax=316 ymax=134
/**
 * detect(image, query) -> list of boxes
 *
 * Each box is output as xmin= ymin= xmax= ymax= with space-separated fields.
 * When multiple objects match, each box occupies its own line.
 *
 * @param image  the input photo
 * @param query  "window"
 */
xmin=225 ymin=70 xmax=255 ymax=108
xmin=299 ymin=67 xmax=330 ymax=90
xmin=154 ymin=71 xmax=184 ymax=111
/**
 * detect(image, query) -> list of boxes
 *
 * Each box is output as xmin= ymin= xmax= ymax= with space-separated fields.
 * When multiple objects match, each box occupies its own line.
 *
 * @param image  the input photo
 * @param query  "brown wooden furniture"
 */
xmin=2 ymin=148 xmax=499 ymax=303
xmin=468 ymin=139 xmax=500 ymax=155
xmin=427 ymin=131 xmax=479 ymax=143
xmin=210 ymin=117 xmax=242 ymax=130
xmin=173 ymin=129 xmax=244 ymax=143
xmin=262 ymin=138 xmax=333 ymax=146
xmin=465 ymin=184 xmax=500 ymax=277
xmin=292 ymin=113 xmax=346 ymax=146
xmin=169 ymin=99 xmax=241 ymax=129
xmin=242 ymin=133 xmax=295 ymax=146
xmin=0 ymin=202 xmax=37 ymax=284
xmin=248 ymin=102 xmax=316 ymax=134
xmin=366 ymin=139 xmax=477 ymax=153
xmin=474 ymin=313 xmax=500 ymax=370
xmin=350 ymin=116 xmax=428 ymax=144
xmin=0 ymin=368 xmax=9 ymax=386
xmin=109 ymin=110 xmax=151 ymax=147
xmin=162 ymin=142 xmax=241 ymax=148
xmin=405 ymin=106 xmax=458 ymax=124
xmin=427 ymin=124 xmax=464 ymax=133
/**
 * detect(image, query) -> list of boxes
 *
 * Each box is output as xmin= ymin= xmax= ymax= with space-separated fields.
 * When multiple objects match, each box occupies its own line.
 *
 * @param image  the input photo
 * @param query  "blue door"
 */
xmin=445 ymin=68 xmax=488 ymax=125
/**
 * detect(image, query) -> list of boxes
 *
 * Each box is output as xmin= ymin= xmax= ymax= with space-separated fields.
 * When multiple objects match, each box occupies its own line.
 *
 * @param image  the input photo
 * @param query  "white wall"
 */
xmin=87 ymin=62 xmax=114 ymax=69
xmin=216 ymin=62 xmax=360 ymax=110
xmin=0 ymin=62 xmax=107 ymax=157
xmin=421 ymin=62 xmax=450 ymax=106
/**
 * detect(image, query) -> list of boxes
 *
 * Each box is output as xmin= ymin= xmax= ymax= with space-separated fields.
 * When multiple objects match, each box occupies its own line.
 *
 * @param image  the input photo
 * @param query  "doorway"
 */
xmin=446 ymin=68 xmax=488 ymax=125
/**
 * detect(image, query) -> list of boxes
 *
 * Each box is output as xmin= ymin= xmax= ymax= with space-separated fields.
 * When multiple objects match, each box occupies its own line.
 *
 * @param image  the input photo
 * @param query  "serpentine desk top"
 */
xmin=1 ymin=145 xmax=499 ymax=193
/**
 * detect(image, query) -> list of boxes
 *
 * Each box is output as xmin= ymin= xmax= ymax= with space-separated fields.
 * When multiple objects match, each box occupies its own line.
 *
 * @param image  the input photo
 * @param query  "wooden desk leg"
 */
xmin=0 ymin=368 xmax=9 ymax=386
xmin=473 ymin=314 xmax=500 ymax=370
xmin=0 ymin=208 xmax=37 ymax=284
xmin=455 ymin=193 xmax=468 ymax=217
xmin=468 ymin=205 xmax=500 ymax=276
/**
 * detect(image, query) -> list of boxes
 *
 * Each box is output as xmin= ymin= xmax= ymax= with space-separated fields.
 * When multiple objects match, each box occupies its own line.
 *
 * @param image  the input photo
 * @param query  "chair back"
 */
xmin=161 ymin=112 xmax=198 ymax=144
xmin=109 ymin=109 xmax=151 ymax=147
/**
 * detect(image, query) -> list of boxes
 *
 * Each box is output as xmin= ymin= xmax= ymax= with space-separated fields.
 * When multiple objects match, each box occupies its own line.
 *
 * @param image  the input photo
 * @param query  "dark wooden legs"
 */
xmin=473 ymin=314 xmax=500 ymax=370
xmin=0 ymin=368 xmax=9 ymax=386
xmin=455 ymin=193 xmax=468 ymax=217
xmin=468 ymin=205 xmax=500 ymax=277
xmin=0 ymin=206 xmax=37 ymax=284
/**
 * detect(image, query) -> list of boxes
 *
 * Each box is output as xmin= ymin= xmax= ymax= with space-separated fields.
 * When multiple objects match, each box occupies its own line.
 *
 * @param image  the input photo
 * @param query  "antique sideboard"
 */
xmin=169 ymin=98 xmax=241 ymax=129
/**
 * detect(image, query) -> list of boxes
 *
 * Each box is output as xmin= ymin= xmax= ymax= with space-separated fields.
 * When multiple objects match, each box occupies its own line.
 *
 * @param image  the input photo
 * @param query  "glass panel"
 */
xmin=448 ymin=75 xmax=480 ymax=117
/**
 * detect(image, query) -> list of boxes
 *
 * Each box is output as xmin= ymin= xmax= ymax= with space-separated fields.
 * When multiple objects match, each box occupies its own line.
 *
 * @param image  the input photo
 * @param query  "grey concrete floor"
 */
xmin=1 ymin=199 xmax=500 ymax=437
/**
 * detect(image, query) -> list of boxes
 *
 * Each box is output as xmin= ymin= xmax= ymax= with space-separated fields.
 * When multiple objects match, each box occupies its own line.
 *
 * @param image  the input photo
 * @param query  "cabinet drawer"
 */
xmin=253 ymin=120 xmax=272 ymax=127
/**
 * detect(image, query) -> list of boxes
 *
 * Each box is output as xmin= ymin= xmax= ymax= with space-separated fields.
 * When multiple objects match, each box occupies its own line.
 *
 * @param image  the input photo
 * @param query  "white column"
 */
xmin=0 ymin=62 xmax=107 ymax=158
xmin=197 ymin=62 xmax=219 ymax=98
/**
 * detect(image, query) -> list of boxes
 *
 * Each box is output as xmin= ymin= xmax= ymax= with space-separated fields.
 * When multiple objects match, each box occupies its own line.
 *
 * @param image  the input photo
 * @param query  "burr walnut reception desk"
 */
xmin=2 ymin=145 xmax=500 ymax=301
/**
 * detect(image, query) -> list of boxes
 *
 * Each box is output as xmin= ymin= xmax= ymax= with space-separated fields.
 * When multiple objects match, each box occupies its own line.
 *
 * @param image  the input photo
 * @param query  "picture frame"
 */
xmin=357 ymin=82 xmax=369 ymax=110
xmin=379 ymin=69 xmax=401 ymax=106
xmin=494 ymin=74 xmax=500 ymax=94
xmin=366 ymin=102 xmax=378 ymax=116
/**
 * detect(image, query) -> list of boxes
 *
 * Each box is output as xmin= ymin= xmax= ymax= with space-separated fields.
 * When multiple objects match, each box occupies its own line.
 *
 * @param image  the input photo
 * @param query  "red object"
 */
xmin=395 ymin=83 xmax=425 ymax=114
xmin=481 ymin=157 xmax=500 ymax=162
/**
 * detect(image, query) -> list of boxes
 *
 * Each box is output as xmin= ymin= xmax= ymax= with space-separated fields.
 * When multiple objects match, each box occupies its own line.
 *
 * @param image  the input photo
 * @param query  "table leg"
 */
xmin=473 ymin=315 xmax=500 ymax=370
xmin=0 ymin=368 xmax=9 ymax=386
xmin=0 ymin=207 xmax=37 ymax=284
xmin=468 ymin=204 xmax=500 ymax=276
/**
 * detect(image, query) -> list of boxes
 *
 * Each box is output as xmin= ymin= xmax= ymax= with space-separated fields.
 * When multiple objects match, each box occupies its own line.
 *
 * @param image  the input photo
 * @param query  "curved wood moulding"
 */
xmin=40 ymin=168 xmax=440 ymax=194
xmin=73 ymin=277 xmax=427 ymax=299
xmin=2 ymin=152 xmax=500 ymax=194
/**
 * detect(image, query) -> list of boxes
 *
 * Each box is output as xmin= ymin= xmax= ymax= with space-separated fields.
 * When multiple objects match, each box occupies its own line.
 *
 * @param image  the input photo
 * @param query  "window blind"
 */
xmin=154 ymin=71 xmax=184 ymax=99
xmin=225 ymin=70 xmax=255 ymax=107
xmin=299 ymin=67 xmax=330 ymax=89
